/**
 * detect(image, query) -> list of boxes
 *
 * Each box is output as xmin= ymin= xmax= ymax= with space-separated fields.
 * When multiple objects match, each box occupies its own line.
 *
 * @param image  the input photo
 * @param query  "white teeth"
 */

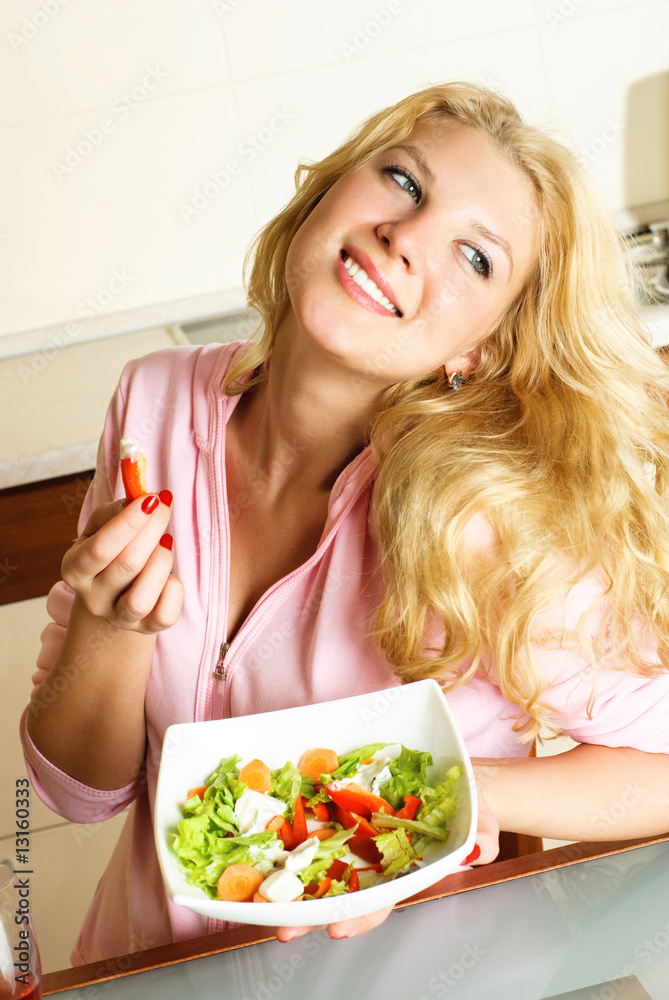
xmin=343 ymin=254 xmax=399 ymax=315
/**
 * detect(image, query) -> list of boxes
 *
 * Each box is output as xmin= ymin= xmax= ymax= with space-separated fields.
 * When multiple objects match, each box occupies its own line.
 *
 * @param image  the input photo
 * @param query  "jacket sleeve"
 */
xmin=534 ymin=574 xmax=669 ymax=754
xmin=19 ymin=368 xmax=143 ymax=823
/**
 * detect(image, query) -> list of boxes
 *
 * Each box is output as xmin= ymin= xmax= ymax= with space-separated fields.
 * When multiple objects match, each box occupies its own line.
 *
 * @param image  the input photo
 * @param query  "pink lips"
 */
xmin=336 ymin=247 xmax=402 ymax=318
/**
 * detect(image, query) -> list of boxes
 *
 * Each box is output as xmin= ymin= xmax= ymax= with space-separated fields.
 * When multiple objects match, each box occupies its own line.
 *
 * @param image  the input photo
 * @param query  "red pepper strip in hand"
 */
xmin=332 ymin=804 xmax=382 ymax=864
xmin=348 ymin=868 xmax=360 ymax=892
xmin=325 ymin=781 xmax=395 ymax=818
xmin=395 ymin=795 xmax=422 ymax=821
xmin=291 ymin=794 xmax=308 ymax=846
xmin=120 ymin=438 xmax=148 ymax=501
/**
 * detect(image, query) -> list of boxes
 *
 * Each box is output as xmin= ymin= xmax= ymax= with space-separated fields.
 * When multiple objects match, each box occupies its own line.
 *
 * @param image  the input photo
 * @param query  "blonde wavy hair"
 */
xmin=222 ymin=82 xmax=669 ymax=740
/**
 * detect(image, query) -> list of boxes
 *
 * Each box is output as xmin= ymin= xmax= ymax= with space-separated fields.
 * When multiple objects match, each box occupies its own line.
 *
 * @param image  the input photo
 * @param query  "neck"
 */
xmin=232 ymin=321 xmax=386 ymax=495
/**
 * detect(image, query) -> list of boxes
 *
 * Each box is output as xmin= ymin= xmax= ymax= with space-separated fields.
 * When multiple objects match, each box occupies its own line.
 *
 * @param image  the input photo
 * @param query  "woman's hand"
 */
xmin=276 ymin=783 xmax=499 ymax=944
xmin=61 ymin=493 xmax=183 ymax=633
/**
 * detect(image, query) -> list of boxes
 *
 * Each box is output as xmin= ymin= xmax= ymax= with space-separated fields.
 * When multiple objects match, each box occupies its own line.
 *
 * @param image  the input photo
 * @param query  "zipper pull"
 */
xmin=214 ymin=641 xmax=230 ymax=680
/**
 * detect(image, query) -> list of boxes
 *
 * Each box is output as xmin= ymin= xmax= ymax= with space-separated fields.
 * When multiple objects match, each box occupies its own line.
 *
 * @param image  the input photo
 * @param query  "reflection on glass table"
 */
xmin=46 ymin=840 xmax=669 ymax=1000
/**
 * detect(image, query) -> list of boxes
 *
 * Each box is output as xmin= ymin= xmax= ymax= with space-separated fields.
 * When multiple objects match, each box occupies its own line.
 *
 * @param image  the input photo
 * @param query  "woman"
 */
xmin=22 ymin=82 xmax=669 ymax=963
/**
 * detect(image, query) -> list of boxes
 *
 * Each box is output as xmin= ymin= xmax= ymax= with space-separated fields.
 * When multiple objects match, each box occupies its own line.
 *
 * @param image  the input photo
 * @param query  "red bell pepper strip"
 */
xmin=332 ymin=805 xmax=382 ymax=864
xmin=310 ymin=801 xmax=331 ymax=822
xmin=332 ymin=804 xmax=378 ymax=838
xmin=325 ymin=781 xmax=395 ymax=818
xmin=395 ymin=795 xmax=421 ymax=820
xmin=326 ymin=859 xmax=349 ymax=881
xmin=279 ymin=818 xmax=294 ymax=850
xmin=304 ymin=876 xmax=331 ymax=898
xmin=120 ymin=437 xmax=148 ymax=501
xmin=312 ymin=877 xmax=331 ymax=899
xmin=291 ymin=794 xmax=308 ymax=846
xmin=348 ymin=868 xmax=360 ymax=892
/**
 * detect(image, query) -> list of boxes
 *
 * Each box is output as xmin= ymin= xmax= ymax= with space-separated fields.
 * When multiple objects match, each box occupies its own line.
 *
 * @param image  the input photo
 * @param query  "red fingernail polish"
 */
xmin=159 ymin=533 xmax=173 ymax=550
xmin=463 ymin=844 xmax=481 ymax=865
xmin=141 ymin=495 xmax=159 ymax=514
xmin=158 ymin=490 xmax=173 ymax=507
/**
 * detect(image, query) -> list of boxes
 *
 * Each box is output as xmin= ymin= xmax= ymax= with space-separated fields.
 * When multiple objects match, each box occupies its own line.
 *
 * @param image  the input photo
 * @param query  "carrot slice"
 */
xmin=265 ymin=815 xmax=285 ymax=833
xmin=217 ymin=863 xmax=264 ymax=902
xmin=253 ymin=891 xmax=270 ymax=902
xmin=310 ymin=827 xmax=336 ymax=841
xmin=186 ymin=785 xmax=207 ymax=801
xmin=298 ymin=748 xmax=339 ymax=780
xmin=239 ymin=758 xmax=272 ymax=794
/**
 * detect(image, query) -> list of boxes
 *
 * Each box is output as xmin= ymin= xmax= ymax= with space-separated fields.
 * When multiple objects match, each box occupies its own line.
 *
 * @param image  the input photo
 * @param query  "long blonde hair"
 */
xmin=223 ymin=82 xmax=669 ymax=739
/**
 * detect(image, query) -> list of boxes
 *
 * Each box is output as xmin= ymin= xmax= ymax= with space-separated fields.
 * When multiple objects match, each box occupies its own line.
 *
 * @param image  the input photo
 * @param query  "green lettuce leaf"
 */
xmin=331 ymin=743 xmax=389 ymax=780
xmin=271 ymin=761 xmax=302 ymax=821
xmin=375 ymin=828 xmax=417 ymax=877
xmin=412 ymin=764 xmax=463 ymax=854
xmin=378 ymin=745 xmax=433 ymax=809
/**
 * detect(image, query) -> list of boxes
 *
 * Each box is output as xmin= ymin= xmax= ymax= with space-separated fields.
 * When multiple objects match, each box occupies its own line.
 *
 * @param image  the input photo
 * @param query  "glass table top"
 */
xmin=48 ymin=840 xmax=669 ymax=1000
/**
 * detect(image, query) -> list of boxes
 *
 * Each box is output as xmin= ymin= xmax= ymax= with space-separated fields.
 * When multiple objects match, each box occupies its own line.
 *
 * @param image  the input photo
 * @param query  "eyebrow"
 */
xmin=391 ymin=143 xmax=437 ymax=187
xmin=469 ymin=221 xmax=515 ymax=277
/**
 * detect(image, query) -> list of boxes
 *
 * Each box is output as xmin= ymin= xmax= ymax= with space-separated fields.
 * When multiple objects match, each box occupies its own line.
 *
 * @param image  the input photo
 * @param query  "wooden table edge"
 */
xmin=43 ymin=833 xmax=669 ymax=995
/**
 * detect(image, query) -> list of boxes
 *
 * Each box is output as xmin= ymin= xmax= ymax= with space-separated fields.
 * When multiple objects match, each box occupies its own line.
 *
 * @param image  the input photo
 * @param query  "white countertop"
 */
xmin=0 ymin=325 xmax=185 ymax=490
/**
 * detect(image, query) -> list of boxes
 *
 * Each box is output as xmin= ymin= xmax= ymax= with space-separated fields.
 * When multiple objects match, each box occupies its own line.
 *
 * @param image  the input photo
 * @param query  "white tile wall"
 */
xmin=538 ymin=1 xmax=669 ymax=209
xmin=1 ymin=0 xmax=668 ymax=342
xmin=0 ymin=0 xmax=230 ymax=127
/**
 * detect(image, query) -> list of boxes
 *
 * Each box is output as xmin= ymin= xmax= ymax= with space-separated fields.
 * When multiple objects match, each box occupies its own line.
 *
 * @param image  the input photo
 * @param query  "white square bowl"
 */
xmin=154 ymin=679 xmax=476 ymax=926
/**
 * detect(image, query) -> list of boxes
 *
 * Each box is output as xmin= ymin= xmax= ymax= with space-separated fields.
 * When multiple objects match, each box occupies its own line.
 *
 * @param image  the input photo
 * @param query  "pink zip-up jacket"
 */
xmin=19 ymin=342 xmax=669 ymax=964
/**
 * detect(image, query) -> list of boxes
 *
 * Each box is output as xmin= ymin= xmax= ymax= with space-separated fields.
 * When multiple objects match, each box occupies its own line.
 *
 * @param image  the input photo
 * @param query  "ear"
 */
xmin=445 ymin=344 xmax=481 ymax=380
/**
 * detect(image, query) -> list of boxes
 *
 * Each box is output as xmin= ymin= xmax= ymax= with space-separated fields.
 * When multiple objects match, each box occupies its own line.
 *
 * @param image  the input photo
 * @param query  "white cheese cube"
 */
xmin=259 ymin=869 xmax=305 ymax=902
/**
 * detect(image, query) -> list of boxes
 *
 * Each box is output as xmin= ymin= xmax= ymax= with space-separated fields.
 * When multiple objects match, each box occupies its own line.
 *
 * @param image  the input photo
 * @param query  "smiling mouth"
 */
xmin=340 ymin=251 xmax=402 ymax=317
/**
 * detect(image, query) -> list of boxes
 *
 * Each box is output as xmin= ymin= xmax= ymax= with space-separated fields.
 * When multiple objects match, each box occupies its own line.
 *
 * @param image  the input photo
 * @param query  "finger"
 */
xmin=327 ymin=905 xmax=394 ymax=940
xmin=108 ymin=539 xmax=176 ymax=627
xmin=276 ymin=924 xmax=326 ymax=943
xmin=145 ymin=573 xmax=184 ymax=632
xmin=69 ymin=496 xmax=171 ymax=585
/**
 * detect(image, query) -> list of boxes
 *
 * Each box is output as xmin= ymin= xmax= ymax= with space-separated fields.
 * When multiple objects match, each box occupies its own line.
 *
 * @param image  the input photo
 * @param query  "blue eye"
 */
xmin=460 ymin=243 xmax=492 ymax=279
xmin=382 ymin=165 xmax=421 ymax=203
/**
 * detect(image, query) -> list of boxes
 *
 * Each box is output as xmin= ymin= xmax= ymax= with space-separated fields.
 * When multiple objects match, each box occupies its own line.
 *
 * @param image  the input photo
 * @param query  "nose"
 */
xmin=376 ymin=216 xmax=427 ymax=273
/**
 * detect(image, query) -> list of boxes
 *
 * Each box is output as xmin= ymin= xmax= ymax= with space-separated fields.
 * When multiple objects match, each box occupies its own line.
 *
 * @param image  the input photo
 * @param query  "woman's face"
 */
xmin=284 ymin=118 xmax=539 ymax=384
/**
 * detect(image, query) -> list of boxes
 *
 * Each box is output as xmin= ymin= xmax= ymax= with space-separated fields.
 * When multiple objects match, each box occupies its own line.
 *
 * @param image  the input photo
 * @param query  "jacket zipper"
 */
xmin=214 ymin=641 xmax=230 ymax=681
